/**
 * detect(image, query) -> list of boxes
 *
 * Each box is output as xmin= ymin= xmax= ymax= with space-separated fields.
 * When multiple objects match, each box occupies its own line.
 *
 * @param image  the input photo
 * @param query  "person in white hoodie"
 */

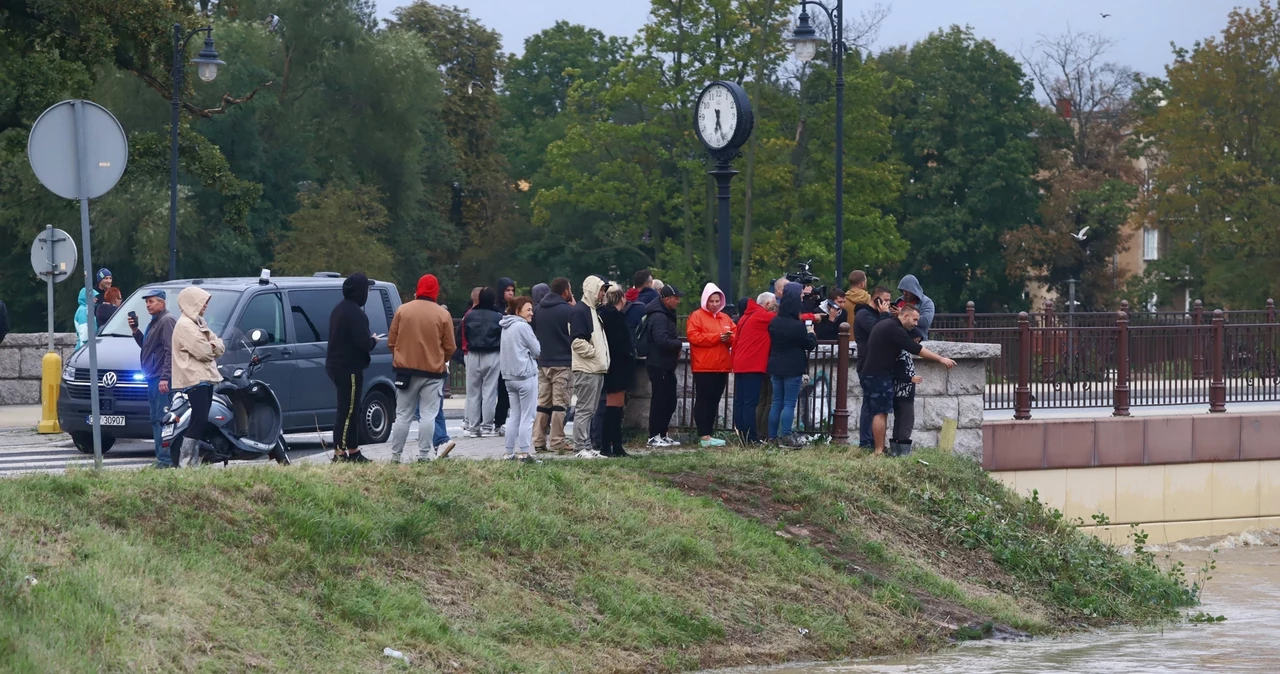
xmin=499 ymin=297 xmax=541 ymax=462
xmin=570 ymin=275 xmax=610 ymax=458
xmin=170 ymin=287 xmax=226 ymax=467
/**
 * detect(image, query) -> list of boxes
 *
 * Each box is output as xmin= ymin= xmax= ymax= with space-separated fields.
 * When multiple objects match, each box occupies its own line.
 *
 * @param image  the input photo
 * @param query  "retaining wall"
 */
xmin=0 ymin=333 xmax=77 ymax=405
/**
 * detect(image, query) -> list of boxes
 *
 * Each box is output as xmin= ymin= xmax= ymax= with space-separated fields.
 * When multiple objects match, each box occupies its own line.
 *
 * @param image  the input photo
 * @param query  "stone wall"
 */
xmin=623 ymin=340 xmax=1000 ymax=460
xmin=0 ymin=333 xmax=78 ymax=405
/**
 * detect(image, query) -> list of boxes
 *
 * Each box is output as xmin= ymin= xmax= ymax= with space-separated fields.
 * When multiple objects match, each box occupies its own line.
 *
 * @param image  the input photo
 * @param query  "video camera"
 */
xmin=786 ymin=261 xmax=826 ymax=301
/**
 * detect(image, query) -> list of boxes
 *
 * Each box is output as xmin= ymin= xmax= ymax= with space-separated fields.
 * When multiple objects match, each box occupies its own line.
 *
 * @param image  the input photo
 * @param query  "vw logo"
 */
xmin=101 ymin=372 xmax=117 ymax=388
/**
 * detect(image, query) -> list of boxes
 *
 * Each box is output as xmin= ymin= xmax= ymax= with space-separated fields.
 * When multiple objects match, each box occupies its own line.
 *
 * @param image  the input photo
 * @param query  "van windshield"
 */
xmin=98 ymin=287 xmax=240 ymax=338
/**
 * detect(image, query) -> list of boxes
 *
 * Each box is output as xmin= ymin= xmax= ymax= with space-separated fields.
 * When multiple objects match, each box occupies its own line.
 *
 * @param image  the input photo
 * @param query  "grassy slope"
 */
xmin=0 ymin=448 xmax=1194 ymax=673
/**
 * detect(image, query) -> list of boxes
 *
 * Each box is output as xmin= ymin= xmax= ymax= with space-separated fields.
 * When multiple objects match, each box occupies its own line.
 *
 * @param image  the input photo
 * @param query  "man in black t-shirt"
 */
xmin=862 ymin=305 xmax=955 ymax=456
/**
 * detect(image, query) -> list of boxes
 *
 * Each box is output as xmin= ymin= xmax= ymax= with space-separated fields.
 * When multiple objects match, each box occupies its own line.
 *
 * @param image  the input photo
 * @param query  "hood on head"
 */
xmin=495 ymin=277 xmax=516 ymax=309
xmin=581 ymin=275 xmax=605 ymax=309
xmin=898 ymin=274 xmax=927 ymax=301
xmin=343 ymin=273 xmax=371 ymax=307
xmin=700 ymin=283 xmax=725 ymax=315
xmin=177 ymin=287 xmax=211 ymax=321
xmin=531 ymin=283 xmax=551 ymax=307
xmin=846 ymin=287 xmax=871 ymax=308
xmin=416 ymin=274 xmax=440 ymax=301
xmin=778 ymin=282 xmax=803 ymax=319
xmin=637 ymin=286 xmax=660 ymax=304
xmin=500 ymin=314 xmax=526 ymax=329
xmin=78 ymin=288 xmax=89 ymax=307
xmin=624 ymin=287 xmax=640 ymax=303
xmin=538 ymin=291 xmax=566 ymax=309
xmin=736 ymin=297 xmax=750 ymax=316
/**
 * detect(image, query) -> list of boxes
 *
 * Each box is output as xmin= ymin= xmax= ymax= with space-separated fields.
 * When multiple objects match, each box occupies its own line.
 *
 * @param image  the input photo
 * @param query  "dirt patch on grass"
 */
xmin=666 ymin=472 xmax=1034 ymax=642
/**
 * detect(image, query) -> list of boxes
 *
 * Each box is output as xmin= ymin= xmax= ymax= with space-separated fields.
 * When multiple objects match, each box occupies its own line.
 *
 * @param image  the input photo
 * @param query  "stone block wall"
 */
xmin=847 ymin=341 xmax=999 ymax=461
xmin=0 ymin=333 xmax=78 ymax=405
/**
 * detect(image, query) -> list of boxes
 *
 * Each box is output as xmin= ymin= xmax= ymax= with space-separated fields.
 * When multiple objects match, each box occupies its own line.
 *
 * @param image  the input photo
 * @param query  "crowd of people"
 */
xmin=110 ymin=263 xmax=956 ymax=469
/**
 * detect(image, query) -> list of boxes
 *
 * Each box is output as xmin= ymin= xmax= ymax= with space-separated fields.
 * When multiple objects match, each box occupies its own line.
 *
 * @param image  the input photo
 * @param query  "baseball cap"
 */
xmin=142 ymin=289 xmax=167 ymax=300
xmin=96 ymin=268 xmax=113 ymax=283
xmin=660 ymin=284 xmax=683 ymax=298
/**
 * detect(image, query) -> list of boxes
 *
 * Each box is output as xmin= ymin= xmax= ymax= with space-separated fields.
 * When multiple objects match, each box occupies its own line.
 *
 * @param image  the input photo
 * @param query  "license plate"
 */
xmin=87 ymin=415 xmax=126 ymax=426
xmin=161 ymin=424 xmax=175 ymax=438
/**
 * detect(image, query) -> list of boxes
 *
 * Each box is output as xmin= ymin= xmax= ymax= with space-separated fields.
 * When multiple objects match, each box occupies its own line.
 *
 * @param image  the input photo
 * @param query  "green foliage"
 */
xmin=878 ymin=27 xmax=1043 ymax=311
xmin=273 ymin=182 xmax=395 ymax=279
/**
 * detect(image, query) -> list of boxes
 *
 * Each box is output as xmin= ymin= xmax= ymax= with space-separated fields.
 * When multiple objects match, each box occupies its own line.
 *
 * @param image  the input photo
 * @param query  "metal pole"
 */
xmin=73 ymin=100 xmax=103 ymax=469
xmin=1067 ymin=279 xmax=1077 ymax=380
xmin=832 ymin=321 xmax=851 ymax=444
xmin=1113 ymin=310 xmax=1130 ymax=417
xmin=711 ymin=159 xmax=738 ymax=303
xmin=45 ymin=225 xmax=55 ymax=353
xmin=1015 ymin=312 xmax=1032 ymax=420
xmin=1210 ymin=309 xmax=1226 ymax=413
xmin=169 ymin=22 xmax=183 ymax=281
xmin=833 ymin=0 xmax=845 ymax=285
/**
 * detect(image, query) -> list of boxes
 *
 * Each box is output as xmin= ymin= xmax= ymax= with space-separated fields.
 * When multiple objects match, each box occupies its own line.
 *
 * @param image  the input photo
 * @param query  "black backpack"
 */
xmin=633 ymin=313 xmax=653 ymax=359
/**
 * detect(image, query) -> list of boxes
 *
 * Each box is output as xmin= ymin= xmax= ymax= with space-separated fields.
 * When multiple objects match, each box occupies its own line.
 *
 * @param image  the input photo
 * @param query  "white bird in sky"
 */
xmin=1071 ymin=226 xmax=1090 ymax=241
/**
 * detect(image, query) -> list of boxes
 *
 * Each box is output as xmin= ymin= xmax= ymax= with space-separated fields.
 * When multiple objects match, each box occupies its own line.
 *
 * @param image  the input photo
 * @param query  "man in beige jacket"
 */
xmin=570 ymin=275 xmax=610 ymax=459
xmin=171 ymin=287 xmax=226 ymax=467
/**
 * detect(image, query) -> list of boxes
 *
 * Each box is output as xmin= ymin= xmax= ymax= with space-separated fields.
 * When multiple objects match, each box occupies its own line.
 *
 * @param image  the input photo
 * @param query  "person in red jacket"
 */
xmin=732 ymin=292 xmax=778 ymax=444
xmin=687 ymin=282 xmax=736 ymax=447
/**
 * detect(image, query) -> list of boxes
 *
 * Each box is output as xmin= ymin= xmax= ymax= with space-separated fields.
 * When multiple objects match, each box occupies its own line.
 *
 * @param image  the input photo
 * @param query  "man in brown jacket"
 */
xmin=388 ymin=274 xmax=457 ymax=462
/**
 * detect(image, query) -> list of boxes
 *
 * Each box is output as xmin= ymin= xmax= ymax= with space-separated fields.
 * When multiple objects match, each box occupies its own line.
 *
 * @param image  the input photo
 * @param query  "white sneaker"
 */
xmin=468 ymin=428 xmax=482 ymax=439
xmin=496 ymin=425 xmax=506 ymax=437
xmin=662 ymin=435 xmax=681 ymax=447
xmin=574 ymin=449 xmax=605 ymax=459
xmin=647 ymin=435 xmax=666 ymax=447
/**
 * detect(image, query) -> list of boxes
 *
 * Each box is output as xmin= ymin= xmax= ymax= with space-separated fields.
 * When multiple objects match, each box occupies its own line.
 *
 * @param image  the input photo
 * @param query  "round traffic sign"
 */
xmin=27 ymin=100 xmax=128 ymax=200
xmin=30 ymin=227 xmax=78 ymax=283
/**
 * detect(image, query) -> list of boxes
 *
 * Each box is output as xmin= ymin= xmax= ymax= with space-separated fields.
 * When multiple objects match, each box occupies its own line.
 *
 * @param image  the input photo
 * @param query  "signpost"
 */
xmin=27 ymin=100 xmax=128 ymax=466
xmin=30 ymin=226 xmax=78 ymax=434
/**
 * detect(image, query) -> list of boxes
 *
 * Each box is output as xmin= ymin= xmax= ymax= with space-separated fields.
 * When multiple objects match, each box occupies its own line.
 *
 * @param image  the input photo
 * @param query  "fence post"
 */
xmin=1193 ymin=300 xmax=1205 ymax=380
xmin=1015 ymin=312 xmax=1032 ymax=420
xmin=1210 ymin=309 xmax=1226 ymax=413
xmin=1268 ymin=298 xmax=1276 ymax=324
xmin=1041 ymin=299 xmax=1055 ymax=380
xmin=833 ymin=322 xmax=851 ymax=445
xmin=965 ymin=301 xmax=975 ymax=342
xmin=1114 ymin=309 xmax=1131 ymax=417
xmin=1270 ymin=299 xmax=1278 ymax=378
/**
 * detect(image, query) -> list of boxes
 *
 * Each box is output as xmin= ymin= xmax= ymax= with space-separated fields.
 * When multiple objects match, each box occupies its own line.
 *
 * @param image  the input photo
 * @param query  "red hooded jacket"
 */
xmin=733 ymin=299 xmax=773 ymax=373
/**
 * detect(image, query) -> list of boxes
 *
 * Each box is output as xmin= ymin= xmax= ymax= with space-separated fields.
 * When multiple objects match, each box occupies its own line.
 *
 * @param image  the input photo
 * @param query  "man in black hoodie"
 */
xmin=532 ymin=277 xmax=575 ymax=452
xmin=326 ymin=273 xmax=379 ymax=463
xmin=493 ymin=277 xmax=517 ymax=434
xmin=854 ymin=286 xmax=892 ymax=448
xmin=640 ymin=284 xmax=685 ymax=446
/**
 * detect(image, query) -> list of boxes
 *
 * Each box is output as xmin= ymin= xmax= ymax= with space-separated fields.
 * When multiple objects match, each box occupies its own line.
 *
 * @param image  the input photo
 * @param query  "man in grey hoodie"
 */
xmin=896 ymin=274 xmax=936 ymax=339
xmin=500 ymin=296 xmax=541 ymax=461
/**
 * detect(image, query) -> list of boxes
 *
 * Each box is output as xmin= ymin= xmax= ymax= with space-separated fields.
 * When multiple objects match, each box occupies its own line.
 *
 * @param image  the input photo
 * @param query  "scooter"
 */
xmin=162 ymin=329 xmax=291 ymax=466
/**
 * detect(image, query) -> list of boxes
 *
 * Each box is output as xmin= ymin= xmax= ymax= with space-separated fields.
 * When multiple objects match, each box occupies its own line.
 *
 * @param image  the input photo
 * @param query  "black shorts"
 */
xmin=861 ymin=374 xmax=895 ymax=416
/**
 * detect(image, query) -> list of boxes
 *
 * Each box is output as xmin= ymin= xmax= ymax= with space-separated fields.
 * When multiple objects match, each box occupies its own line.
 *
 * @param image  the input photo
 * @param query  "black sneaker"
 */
xmin=344 ymin=451 xmax=373 ymax=464
xmin=331 ymin=454 xmax=346 ymax=464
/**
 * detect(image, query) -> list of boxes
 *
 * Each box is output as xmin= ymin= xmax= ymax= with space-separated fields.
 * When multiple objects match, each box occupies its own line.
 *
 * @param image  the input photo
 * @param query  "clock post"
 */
xmin=693 ymin=81 xmax=754 ymax=306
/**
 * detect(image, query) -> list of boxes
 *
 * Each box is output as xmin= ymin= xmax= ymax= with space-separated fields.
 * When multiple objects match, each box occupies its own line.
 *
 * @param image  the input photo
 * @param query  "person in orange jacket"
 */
xmin=687 ymin=282 xmax=735 ymax=447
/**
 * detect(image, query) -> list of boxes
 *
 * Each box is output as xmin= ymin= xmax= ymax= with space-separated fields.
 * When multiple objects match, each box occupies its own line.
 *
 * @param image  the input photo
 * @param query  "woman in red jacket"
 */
xmin=732 ymin=292 xmax=777 ymax=443
xmin=687 ymin=283 xmax=736 ymax=447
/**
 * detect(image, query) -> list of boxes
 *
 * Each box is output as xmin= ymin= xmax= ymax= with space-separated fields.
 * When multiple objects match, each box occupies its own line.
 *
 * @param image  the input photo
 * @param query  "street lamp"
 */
xmin=169 ymin=25 xmax=226 ymax=280
xmin=788 ymin=1 xmax=846 ymax=286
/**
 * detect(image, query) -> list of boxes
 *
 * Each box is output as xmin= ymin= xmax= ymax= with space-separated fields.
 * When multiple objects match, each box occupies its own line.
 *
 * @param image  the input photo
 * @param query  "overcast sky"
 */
xmin=378 ymin=0 xmax=1244 ymax=78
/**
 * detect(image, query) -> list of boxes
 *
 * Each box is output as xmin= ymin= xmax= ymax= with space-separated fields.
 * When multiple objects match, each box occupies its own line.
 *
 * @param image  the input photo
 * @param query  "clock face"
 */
xmin=696 ymin=83 xmax=739 ymax=150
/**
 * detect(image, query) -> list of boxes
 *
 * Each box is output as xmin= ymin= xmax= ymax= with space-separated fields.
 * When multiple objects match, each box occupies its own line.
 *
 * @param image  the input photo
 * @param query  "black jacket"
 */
xmin=532 ymin=293 xmax=575 ymax=367
xmin=625 ymin=286 xmax=659 ymax=334
xmin=768 ymin=286 xmax=819 ymax=377
xmin=463 ymin=307 xmax=503 ymax=353
xmin=853 ymin=303 xmax=887 ymax=374
xmin=326 ymin=273 xmax=377 ymax=374
xmin=600 ymin=303 xmax=634 ymax=370
xmin=95 ymin=301 xmax=118 ymax=326
xmin=862 ymin=317 xmax=925 ymax=377
xmin=642 ymin=298 xmax=683 ymax=371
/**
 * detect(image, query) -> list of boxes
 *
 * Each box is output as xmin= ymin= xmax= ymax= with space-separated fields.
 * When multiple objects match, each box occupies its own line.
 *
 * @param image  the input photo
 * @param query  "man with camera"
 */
xmin=129 ymin=289 xmax=177 ymax=468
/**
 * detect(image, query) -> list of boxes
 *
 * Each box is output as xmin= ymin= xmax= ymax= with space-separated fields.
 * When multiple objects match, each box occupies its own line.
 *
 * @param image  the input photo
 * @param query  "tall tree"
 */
xmin=1136 ymin=0 xmax=1280 ymax=307
xmin=878 ymin=27 xmax=1042 ymax=312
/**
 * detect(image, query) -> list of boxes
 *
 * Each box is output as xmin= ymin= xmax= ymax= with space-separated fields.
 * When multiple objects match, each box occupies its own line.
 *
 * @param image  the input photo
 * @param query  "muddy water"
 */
xmin=721 ymin=531 xmax=1280 ymax=674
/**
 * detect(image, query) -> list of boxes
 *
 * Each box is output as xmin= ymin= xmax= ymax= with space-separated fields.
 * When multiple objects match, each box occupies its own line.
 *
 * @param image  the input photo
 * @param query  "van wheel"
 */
xmin=360 ymin=390 xmax=393 ymax=445
xmin=71 ymin=432 xmax=115 ymax=455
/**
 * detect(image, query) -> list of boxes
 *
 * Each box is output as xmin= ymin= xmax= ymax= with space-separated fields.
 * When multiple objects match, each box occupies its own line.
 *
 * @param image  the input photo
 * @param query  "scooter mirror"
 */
xmin=249 ymin=329 xmax=269 ymax=347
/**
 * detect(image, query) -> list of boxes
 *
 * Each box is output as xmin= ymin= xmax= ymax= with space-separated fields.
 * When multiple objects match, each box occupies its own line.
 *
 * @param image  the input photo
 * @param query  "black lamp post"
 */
xmin=788 ymin=1 xmax=846 ymax=286
xmin=169 ymin=25 xmax=225 ymax=280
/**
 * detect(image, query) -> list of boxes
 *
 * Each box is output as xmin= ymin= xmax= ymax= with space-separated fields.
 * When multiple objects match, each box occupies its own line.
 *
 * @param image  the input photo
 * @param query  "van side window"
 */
xmin=233 ymin=293 xmax=286 ymax=348
xmin=365 ymin=289 xmax=390 ymax=335
xmin=289 ymin=289 xmax=344 ymax=344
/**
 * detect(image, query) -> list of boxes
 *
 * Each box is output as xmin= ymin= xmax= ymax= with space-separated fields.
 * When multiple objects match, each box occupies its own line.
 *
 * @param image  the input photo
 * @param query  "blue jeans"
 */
xmin=146 ymin=378 xmax=172 ymax=467
xmin=413 ymin=400 xmax=451 ymax=446
xmin=768 ymin=375 xmax=803 ymax=439
xmin=733 ymin=373 xmax=765 ymax=442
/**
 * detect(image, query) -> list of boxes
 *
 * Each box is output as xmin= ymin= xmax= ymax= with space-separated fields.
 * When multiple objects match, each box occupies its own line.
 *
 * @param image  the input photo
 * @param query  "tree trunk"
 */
xmin=683 ymin=168 xmax=694 ymax=266
xmin=705 ymin=172 xmax=716 ymax=281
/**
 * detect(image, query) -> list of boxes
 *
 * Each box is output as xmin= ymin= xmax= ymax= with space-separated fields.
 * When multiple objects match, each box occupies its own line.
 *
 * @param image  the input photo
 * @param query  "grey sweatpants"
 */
xmin=465 ymin=351 xmax=501 ymax=430
xmin=390 ymin=376 xmax=444 ymax=461
xmin=572 ymin=371 xmax=605 ymax=453
xmin=504 ymin=376 xmax=539 ymax=456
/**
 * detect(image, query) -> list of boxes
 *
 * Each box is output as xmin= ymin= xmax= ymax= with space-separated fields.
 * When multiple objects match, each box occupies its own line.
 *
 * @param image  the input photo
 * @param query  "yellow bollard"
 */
xmin=37 ymin=351 xmax=62 ymax=434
